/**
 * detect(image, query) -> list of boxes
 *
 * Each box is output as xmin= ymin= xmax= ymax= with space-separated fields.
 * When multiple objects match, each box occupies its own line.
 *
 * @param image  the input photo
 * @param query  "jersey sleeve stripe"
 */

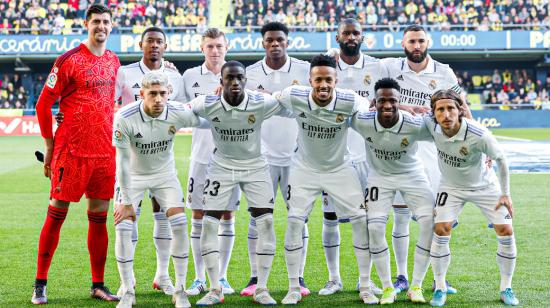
xmin=121 ymin=106 xmax=140 ymax=117
xmin=54 ymin=46 xmax=81 ymax=68
xmin=122 ymin=109 xmax=140 ymax=118
xmin=205 ymin=95 xmax=219 ymax=104
xmin=450 ymin=84 xmax=462 ymax=94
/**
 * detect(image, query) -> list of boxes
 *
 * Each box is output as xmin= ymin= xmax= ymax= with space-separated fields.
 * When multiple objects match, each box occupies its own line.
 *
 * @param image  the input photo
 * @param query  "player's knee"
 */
xmin=285 ymin=217 xmax=305 ymax=250
xmin=204 ymin=210 xmax=224 ymax=220
xmin=368 ymin=218 xmax=387 ymax=248
xmin=494 ymin=224 xmax=514 ymax=236
xmin=434 ymin=222 xmax=452 ymax=236
xmin=324 ymin=211 xmax=338 ymax=220
xmin=248 ymin=217 xmax=258 ymax=238
xmin=166 ymin=207 xmax=184 ymax=217
xmin=192 ymin=209 xmax=204 ymax=219
xmin=249 ymin=207 xmax=273 ymax=218
xmin=151 ymin=197 xmax=161 ymax=212
xmin=255 ymin=214 xmax=276 ymax=254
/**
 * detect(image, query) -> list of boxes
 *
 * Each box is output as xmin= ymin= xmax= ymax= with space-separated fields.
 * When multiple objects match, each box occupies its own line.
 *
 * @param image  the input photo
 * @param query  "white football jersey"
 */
xmin=113 ymin=101 xmax=200 ymax=180
xmin=424 ymin=116 xmax=505 ymax=191
xmin=115 ymin=58 xmax=185 ymax=106
xmin=381 ymin=56 xmax=461 ymax=108
xmin=275 ymin=85 xmax=367 ymax=172
xmin=351 ymin=109 xmax=431 ymax=175
xmin=182 ymin=63 xmax=221 ymax=164
xmin=337 ymin=53 xmax=388 ymax=162
xmin=246 ymin=56 xmax=310 ymax=167
xmin=191 ymin=90 xmax=285 ymax=170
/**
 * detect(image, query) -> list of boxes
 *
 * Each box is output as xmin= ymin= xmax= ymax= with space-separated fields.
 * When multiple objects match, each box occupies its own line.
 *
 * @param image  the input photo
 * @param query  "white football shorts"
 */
xmin=186 ymin=160 xmax=240 ymax=211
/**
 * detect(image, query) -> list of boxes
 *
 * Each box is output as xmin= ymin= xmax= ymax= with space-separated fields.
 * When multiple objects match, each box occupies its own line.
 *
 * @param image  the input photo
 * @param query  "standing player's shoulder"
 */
xmin=363 ymin=54 xmax=380 ymax=63
xmin=335 ymin=87 xmax=357 ymax=101
xmin=245 ymin=60 xmax=264 ymax=73
xmin=356 ymin=109 xmax=376 ymax=120
xmin=182 ymin=65 xmax=202 ymax=78
xmin=54 ymin=45 xmax=84 ymax=68
xmin=431 ymin=58 xmax=454 ymax=75
xmin=289 ymin=57 xmax=310 ymax=67
xmin=401 ymin=110 xmax=423 ymax=126
xmin=379 ymin=56 xmax=402 ymax=67
xmin=116 ymin=101 xmax=141 ymax=119
xmin=288 ymin=85 xmax=311 ymax=96
xmin=464 ymin=118 xmax=489 ymax=139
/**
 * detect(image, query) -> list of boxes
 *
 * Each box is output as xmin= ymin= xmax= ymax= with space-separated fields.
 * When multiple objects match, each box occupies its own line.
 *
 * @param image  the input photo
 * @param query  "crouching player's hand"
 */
xmin=114 ymin=204 xmax=136 ymax=225
xmin=495 ymin=195 xmax=514 ymax=219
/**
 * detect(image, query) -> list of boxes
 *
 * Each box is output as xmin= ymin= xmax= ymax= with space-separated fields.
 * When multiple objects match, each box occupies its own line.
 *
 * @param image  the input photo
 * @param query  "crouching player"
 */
xmin=426 ymin=89 xmax=519 ymax=307
xmin=113 ymin=71 xmax=203 ymax=308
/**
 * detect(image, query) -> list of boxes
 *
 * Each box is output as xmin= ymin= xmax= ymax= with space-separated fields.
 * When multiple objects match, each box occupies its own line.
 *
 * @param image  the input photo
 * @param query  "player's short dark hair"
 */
xmin=430 ymin=89 xmax=465 ymax=120
xmin=261 ymin=22 xmax=289 ymax=37
xmin=338 ymin=18 xmax=362 ymax=32
xmin=404 ymin=24 xmax=426 ymax=35
xmin=310 ymin=54 xmax=337 ymax=71
xmin=141 ymin=26 xmax=166 ymax=42
xmin=374 ymin=78 xmax=401 ymax=92
xmin=85 ymin=4 xmax=112 ymax=21
xmin=221 ymin=61 xmax=246 ymax=75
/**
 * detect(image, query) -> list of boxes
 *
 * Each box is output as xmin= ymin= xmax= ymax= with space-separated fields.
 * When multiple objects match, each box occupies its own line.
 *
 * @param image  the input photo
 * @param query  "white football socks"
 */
xmin=115 ymin=220 xmax=135 ymax=293
xmin=497 ymin=235 xmax=517 ymax=291
xmin=168 ymin=213 xmax=189 ymax=290
xmin=218 ymin=218 xmax=235 ymax=279
xmin=247 ymin=217 xmax=259 ymax=278
xmin=322 ymin=218 xmax=341 ymax=282
xmin=153 ymin=212 xmax=171 ymax=280
xmin=392 ymin=207 xmax=411 ymax=280
xmin=201 ymin=216 xmax=221 ymax=290
xmin=299 ymin=223 xmax=309 ymax=278
xmin=411 ymin=215 xmax=433 ymax=287
xmin=190 ymin=218 xmax=206 ymax=282
xmin=255 ymin=214 xmax=276 ymax=289
xmin=369 ymin=215 xmax=392 ymax=288
xmin=430 ymin=233 xmax=451 ymax=292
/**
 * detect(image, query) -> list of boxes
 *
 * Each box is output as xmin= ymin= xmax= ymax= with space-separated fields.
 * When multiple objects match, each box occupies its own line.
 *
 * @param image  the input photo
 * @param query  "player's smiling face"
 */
xmin=402 ymin=30 xmax=428 ymax=64
xmin=375 ymin=88 xmax=400 ymax=127
xmin=85 ymin=13 xmax=112 ymax=44
xmin=140 ymin=31 xmax=167 ymax=62
xmin=434 ymin=99 xmax=462 ymax=137
xmin=336 ymin=22 xmax=363 ymax=57
xmin=201 ymin=36 xmax=228 ymax=66
xmin=141 ymin=84 xmax=169 ymax=118
xmin=262 ymin=30 xmax=288 ymax=60
xmin=221 ymin=65 xmax=247 ymax=105
xmin=309 ymin=66 xmax=337 ymax=106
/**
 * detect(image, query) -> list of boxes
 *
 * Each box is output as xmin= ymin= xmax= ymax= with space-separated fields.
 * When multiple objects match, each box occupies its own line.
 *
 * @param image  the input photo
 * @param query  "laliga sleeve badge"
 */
xmin=46 ymin=71 xmax=58 ymax=89
xmin=114 ymin=129 xmax=123 ymax=142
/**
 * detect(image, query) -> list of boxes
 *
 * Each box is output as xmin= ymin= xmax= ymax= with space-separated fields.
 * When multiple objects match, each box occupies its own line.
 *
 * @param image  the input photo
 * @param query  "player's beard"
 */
xmin=404 ymin=47 xmax=428 ymax=63
xmin=339 ymin=41 xmax=361 ymax=57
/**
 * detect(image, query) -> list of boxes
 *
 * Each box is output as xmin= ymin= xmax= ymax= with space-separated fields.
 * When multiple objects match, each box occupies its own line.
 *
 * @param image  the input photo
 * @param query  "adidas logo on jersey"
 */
xmin=504 ymin=213 xmax=512 ymax=219
xmin=192 ymin=82 xmax=200 ymax=88
xmin=134 ymin=132 xmax=143 ymax=138
xmin=366 ymin=137 xmax=373 ymax=143
xmin=299 ymin=112 xmax=307 ymax=118
xmin=257 ymin=85 xmax=264 ymax=90
xmin=132 ymin=83 xmax=140 ymax=89
xmin=269 ymin=198 xmax=274 ymax=204
xmin=396 ymin=75 xmax=404 ymax=81
xmin=212 ymin=117 xmax=221 ymax=122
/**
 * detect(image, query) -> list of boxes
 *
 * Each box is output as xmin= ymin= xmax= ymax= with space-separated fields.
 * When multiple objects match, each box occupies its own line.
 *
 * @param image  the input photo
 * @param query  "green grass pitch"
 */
xmin=1 ymin=128 xmax=549 ymax=307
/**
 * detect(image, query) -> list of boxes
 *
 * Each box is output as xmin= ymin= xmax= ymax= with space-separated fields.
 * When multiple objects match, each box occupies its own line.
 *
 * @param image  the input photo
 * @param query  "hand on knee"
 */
xmin=434 ymin=222 xmax=452 ymax=236
xmin=494 ymin=224 xmax=514 ymax=236
xmin=166 ymin=207 xmax=184 ymax=217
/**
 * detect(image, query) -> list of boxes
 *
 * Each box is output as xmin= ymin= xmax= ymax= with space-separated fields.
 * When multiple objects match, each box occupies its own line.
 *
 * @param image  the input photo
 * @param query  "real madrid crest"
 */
xmin=401 ymin=137 xmax=409 ymax=148
xmin=429 ymin=79 xmax=437 ymax=90
xmin=336 ymin=114 xmax=345 ymax=123
xmin=459 ymin=146 xmax=469 ymax=156
xmin=292 ymin=80 xmax=300 ymax=85
xmin=364 ymin=74 xmax=371 ymax=85
xmin=248 ymin=114 xmax=256 ymax=124
xmin=168 ymin=125 xmax=177 ymax=135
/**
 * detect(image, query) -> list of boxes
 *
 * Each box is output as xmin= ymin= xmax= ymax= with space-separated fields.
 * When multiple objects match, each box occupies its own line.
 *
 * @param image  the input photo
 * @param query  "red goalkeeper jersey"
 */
xmin=36 ymin=43 xmax=121 ymax=158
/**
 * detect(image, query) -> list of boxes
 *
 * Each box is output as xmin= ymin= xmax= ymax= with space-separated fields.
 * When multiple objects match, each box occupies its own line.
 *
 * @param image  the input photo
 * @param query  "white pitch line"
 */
xmin=495 ymin=135 xmax=532 ymax=142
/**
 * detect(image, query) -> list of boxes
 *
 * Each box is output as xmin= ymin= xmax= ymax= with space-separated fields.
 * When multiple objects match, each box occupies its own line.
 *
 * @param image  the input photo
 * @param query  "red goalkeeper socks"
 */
xmin=87 ymin=211 xmax=108 ymax=284
xmin=36 ymin=205 xmax=68 ymax=281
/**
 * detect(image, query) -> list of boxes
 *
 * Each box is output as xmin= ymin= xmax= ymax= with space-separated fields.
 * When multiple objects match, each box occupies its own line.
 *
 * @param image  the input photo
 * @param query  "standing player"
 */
xmin=351 ymin=78 xmax=436 ymax=304
xmin=192 ymin=61 xmax=284 ymax=306
xmin=381 ymin=24 xmax=462 ymax=294
xmin=244 ymin=22 xmax=311 ymax=297
xmin=426 ymin=90 xmax=518 ymax=307
xmin=115 ymin=26 xmax=184 ymax=295
xmin=319 ymin=18 xmax=385 ymax=297
xmin=32 ymin=4 xmax=120 ymax=304
xmin=113 ymin=71 xmax=202 ymax=308
xmin=275 ymin=55 xmax=372 ymax=305
xmin=182 ymin=28 xmax=240 ymax=296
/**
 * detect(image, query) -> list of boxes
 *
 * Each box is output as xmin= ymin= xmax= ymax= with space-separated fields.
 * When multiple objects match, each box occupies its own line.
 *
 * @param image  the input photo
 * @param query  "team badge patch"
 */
xmin=363 ymin=74 xmax=371 ymax=85
xmin=46 ymin=71 xmax=58 ymax=89
xmin=292 ymin=79 xmax=300 ymax=85
xmin=248 ymin=114 xmax=256 ymax=124
xmin=114 ymin=129 xmax=123 ymax=142
xmin=401 ymin=138 xmax=409 ymax=148
xmin=168 ymin=125 xmax=177 ymax=135
xmin=336 ymin=114 xmax=345 ymax=123
xmin=429 ymin=79 xmax=437 ymax=90
xmin=459 ymin=146 xmax=469 ymax=156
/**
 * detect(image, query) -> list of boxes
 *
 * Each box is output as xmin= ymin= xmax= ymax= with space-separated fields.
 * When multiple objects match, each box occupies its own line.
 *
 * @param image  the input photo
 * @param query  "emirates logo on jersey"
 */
xmin=248 ymin=114 xmax=256 ymax=124
xmin=363 ymin=74 xmax=372 ymax=85
xmin=401 ymin=138 xmax=409 ymax=148
xmin=459 ymin=146 xmax=469 ymax=156
xmin=429 ymin=80 xmax=437 ymax=90
xmin=336 ymin=114 xmax=345 ymax=123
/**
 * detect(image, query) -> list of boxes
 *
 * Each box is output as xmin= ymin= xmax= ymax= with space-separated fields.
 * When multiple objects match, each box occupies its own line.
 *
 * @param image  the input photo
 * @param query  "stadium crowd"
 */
xmin=0 ymin=73 xmax=45 ymax=109
xmin=226 ymin=0 xmax=550 ymax=32
xmin=0 ymin=0 xmax=549 ymax=34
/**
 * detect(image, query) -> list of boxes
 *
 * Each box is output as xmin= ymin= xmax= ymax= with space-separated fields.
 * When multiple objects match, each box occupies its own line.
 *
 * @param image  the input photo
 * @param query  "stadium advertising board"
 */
xmin=1 ymin=31 xmax=548 ymax=55
xmin=471 ymin=110 xmax=550 ymax=128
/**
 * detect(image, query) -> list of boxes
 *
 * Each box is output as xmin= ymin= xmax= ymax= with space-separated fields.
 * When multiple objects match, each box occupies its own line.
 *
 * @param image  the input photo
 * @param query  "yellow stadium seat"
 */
xmin=472 ymin=75 xmax=482 ymax=87
xmin=59 ymin=3 xmax=68 ymax=12
xmin=127 ymin=3 xmax=135 ymax=10
xmin=64 ymin=19 xmax=74 ymax=28
xmin=482 ymin=75 xmax=492 ymax=83
xmin=467 ymin=94 xmax=483 ymax=110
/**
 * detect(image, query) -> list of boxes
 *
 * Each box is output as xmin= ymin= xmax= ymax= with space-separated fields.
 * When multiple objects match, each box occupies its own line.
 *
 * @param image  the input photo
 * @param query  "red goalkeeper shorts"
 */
xmin=50 ymin=146 xmax=115 ymax=202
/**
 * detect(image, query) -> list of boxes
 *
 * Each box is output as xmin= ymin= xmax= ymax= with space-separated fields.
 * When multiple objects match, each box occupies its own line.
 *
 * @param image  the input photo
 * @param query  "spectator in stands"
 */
xmin=492 ymin=69 xmax=502 ymax=88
